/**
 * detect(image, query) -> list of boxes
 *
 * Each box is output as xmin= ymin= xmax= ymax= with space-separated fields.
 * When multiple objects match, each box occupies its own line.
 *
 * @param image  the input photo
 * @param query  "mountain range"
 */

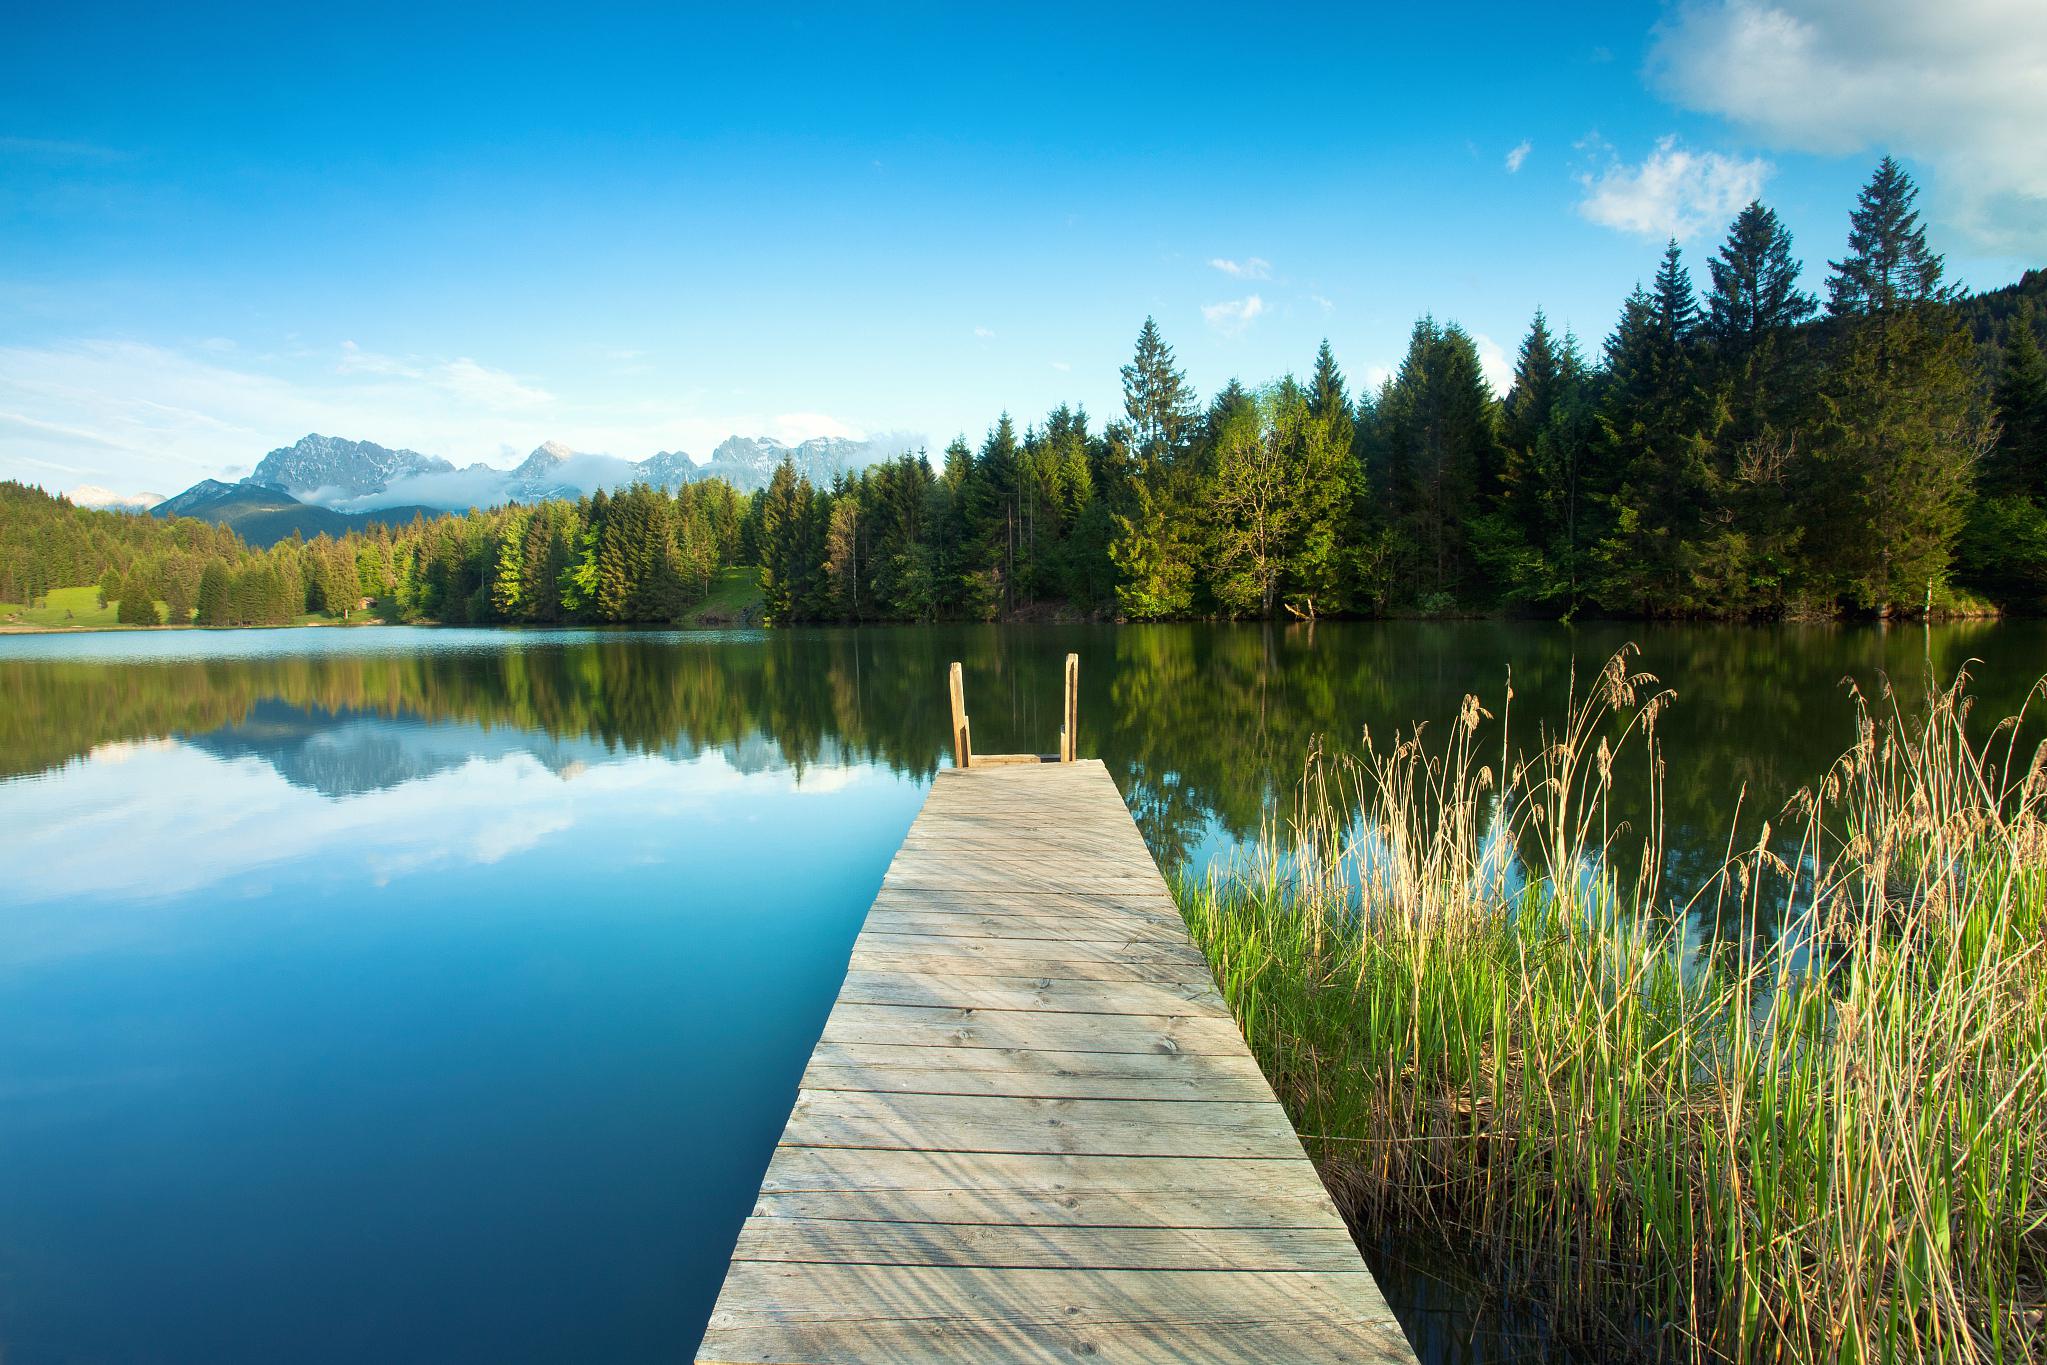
xmin=150 ymin=431 xmax=912 ymax=546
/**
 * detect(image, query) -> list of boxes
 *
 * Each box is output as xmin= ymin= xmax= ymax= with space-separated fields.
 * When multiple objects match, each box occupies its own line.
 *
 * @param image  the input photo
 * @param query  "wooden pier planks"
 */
xmin=697 ymin=760 xmax=1413 ymax=1364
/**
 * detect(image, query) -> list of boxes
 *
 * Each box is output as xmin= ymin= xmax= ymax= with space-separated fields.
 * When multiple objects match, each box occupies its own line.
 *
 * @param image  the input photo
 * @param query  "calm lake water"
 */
xmin=4 ymin=621 xmax=2045 ymax=1363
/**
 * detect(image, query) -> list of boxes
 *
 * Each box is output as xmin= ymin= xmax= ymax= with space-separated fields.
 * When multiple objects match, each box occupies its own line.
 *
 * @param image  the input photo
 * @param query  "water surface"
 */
xmin=4 ymin=621 xmax=2043 ymax=1362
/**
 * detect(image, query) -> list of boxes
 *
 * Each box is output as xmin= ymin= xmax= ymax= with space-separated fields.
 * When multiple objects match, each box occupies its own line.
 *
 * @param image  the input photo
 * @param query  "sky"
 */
xmin=3 ymin=0 xmax=2044 ymax=501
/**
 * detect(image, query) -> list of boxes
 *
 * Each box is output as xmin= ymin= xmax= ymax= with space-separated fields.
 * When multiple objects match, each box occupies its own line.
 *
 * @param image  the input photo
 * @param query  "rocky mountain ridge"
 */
xmin=172 ymin=431 xmax=909 ymax=517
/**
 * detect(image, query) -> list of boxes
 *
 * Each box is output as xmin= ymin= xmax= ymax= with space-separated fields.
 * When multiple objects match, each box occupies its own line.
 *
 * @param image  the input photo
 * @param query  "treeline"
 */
xmin=5 ymin=158 xmax=2044 ymax=627
xmin=754 ymin=158 xmax=2047 ymax=621
xmin=2 ymin=479 xmax=750 ymax=626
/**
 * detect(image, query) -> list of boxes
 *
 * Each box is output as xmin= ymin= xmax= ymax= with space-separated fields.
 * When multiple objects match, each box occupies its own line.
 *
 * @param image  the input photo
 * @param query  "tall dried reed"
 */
xmin=1179 ymin=648 xmax=2047 ymax=1361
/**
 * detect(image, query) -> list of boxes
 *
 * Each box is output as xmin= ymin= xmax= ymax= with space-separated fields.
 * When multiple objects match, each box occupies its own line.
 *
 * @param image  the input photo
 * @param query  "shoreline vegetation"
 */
xmin=4 ymin=160 xmax=2047 ymax=634
xmin=1177 ymin=650 xmax=2046 ymax=1361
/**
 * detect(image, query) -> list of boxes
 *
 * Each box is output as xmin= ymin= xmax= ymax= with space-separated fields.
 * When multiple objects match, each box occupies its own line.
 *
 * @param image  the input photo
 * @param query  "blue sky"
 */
xmin=3 ymin=1 xmax=2043 ymax=500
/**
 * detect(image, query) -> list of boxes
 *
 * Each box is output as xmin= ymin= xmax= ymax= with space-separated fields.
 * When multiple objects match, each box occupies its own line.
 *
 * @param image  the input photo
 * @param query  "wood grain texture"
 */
xmin=696 ymin=760 xmax=1412 ymax=1364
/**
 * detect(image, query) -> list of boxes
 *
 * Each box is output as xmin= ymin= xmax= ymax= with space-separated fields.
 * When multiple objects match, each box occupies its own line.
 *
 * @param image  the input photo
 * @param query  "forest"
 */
xmin=3 ymin=158 xmax=2043 ymax=628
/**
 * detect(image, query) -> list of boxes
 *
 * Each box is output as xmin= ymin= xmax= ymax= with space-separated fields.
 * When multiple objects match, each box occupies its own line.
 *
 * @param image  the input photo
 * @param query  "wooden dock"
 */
xmin=697 ymin=741 xmax=1413 ymax=1361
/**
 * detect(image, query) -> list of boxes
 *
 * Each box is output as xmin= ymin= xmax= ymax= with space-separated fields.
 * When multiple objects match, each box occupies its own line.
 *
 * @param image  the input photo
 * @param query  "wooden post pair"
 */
xmin=947 ymin=654 xmax=1078 ymax=769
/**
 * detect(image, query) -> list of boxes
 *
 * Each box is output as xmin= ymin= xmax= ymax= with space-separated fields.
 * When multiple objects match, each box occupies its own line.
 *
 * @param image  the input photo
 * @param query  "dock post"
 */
xmin=1060 ymin=652 xmax=1079 ymax=761
xmin=947 ymin=661 xmax=970 ymax=768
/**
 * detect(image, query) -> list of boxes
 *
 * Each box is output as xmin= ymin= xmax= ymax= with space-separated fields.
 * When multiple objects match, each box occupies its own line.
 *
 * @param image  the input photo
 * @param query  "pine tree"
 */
xmin=1827 ymin=157 xmax=1952 ymax=316
xmin=195 ymin=559 xmax=232 ymax=626
xmin=116 ymin=578 xmax=159 ymax=625
xmin=1815 ymin=307 xmax=1988 ymax=611
xmin=1371 ymin=318 xmax=1501 ymax=604
xmin=1985 ymin=308 xmax=2047 ymax=499
xmin=1707 ymin=201 xmax=1817 ymax=352
xmin=1592 ymin=249 xmax=1722 ymax=613
xmin=1487 ymin=316 xmax=1596 ymax=609
xmin=1120 ymin=318 xmax=1197 ymax=466
xmin=1292 ymin=348 xmax=1356 ymax=616
xmin=1307 ymin=339 xmax=1355 ymax=451
xmin=1501 ymin=309 xmax=1562 ymax=459
xmin=1701 ymin=202 xmax=1820 ymax=612
xmin=967 ymin=415 xmax=1022 ymax=612
xmin=1108 ymin=478 xmax=1195 ymax=620
xmin=757 ymin=462 xmax=799 ymax=621
xmin=1958 ymin=307 xmax=2047 ymax=603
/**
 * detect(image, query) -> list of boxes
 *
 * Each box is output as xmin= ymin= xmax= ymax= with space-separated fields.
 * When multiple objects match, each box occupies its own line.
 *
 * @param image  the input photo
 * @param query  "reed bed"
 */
xmin=1178 ymin=649 xmax=2047 ymax=1362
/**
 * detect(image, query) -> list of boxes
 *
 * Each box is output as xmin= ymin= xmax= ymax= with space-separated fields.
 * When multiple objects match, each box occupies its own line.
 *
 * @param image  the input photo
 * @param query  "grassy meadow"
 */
xmin=1 ymin=584 xmax=153 ymax=628
xmin=1179 ymin=651 xmax=2047 ymax=1362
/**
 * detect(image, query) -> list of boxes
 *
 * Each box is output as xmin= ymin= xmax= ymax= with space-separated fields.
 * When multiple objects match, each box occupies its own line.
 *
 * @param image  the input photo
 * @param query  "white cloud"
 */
xmin=1309 ymin=294 xmax=1335 ymax=313
xmin=1649 ymin=0 xmax=2047 ymax=250
xmin=66 ymin=484 xmax=163 ymax=509
xmin=1576 ymin=134 xmax=1771 ymax=240
xmin=1505 ymin=139 xmax=1533 ymax=173
xmin=1201 ymin=294 xmax=1266 ymax=336
xmin=1473 ymin=334 xmax=1514 ymax=398
xmin=972 ymin=326 xmax=995 ymax=339
xmin=336 ymin=342 xmax=552 ymax=407
xmin=769 ymin=411 xmax=864 ymax=443
xmin=1049 ymin=360 xmax=1071 ymax=372
xmin=1207 ymin=257 xmax=1272 ymax=280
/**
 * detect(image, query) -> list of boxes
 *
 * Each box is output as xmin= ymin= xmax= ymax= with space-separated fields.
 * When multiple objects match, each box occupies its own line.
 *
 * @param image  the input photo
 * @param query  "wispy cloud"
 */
xmin=1505 ymin=139 xmax=1533 ymax=173
xmin=1207 ymin=256 xmax=1272 ymax=280
xmin=335 ymin=342 xmax=551 ymax=407
xmin=972 ymin=326 xmax=995 ymax=339
xmin=1576 ymin=134 xmax=1770 ymax=240
xmin=769 ymin=412 xmax=864 ymax=443
xmin=0 ymin=336 xmax=900 ymax=496
xmin=1049 ymin=360 xmax=1071 ymax=372
xmin=1202 ymin=294 xmax=1266 ymax=336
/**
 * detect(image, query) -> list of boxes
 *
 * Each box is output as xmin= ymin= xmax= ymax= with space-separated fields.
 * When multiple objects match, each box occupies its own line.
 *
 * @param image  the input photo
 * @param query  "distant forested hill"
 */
xmin=148 ymin=478 xmax=444 ymax=548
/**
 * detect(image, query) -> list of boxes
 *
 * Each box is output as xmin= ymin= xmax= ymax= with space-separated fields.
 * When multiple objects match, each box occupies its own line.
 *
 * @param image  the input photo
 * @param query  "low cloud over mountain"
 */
xmin=152 ymin=430 xmax=926 ymax=537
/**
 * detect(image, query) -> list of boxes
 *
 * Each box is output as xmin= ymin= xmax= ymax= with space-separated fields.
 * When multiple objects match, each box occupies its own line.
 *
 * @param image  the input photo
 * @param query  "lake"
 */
xmin=4 ymin=620 xmax=2044 ymax=1363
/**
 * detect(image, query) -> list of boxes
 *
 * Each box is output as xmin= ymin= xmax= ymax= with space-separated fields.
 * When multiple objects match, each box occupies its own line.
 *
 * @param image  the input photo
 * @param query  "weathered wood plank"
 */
xmin=781 ymin=1089 xmax=1305 ymax=1159
xmin=801 ymin=1040 xmax=1275 ymax=1102
xmin=836 ymin=968 xmax=1228 ymax=1017
xmin=847 ymin=943 xmax=1216 ymax=984
xmin=820 ymin=1001 xmax=1248 ymax=1055
xmin=853 ymin=929 xmax=1210 ymax=967
xmin=699 ymin=1263 xmax=1411 ymax=1365
xmin=858 ymin=910 xmax=1193 ymax=946
xmin=730 ymin=1218 xmax=1369 ymax=1273
xmin=752 ymin=1148 xmax=1346 ymax=1230
xmin=697 ymin=760 xmax=1412 ymax=1365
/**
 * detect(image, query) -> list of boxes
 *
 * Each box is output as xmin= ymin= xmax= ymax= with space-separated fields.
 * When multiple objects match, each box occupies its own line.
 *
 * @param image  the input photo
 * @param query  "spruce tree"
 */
xmin=195 ymin=559 xmax=232 ymax=625
xmin=1487 ymin=316 xmax=1595 ymax=609
xmin=1707 ymin=201 xmax=1816 ymax=352
xmin=1501 ymin=309 xmax=1561 ymax=459
xmin=1958 ymin=307 xmax=2047 ymax=604
xmin=1827 ymin=157 xmax=1951 ymax=316
xmin=1985 ymin=309 xmax=2047 ymax=499
xmin=1592 ymin=252 xmax=1721 ymax=614
xmin=116 ymin=578 xmax=158 ymax=625
xmin=1293 ymin=348 xmax=1356 ymax=615
xmin=1701 ymin=202 xmax=1819 ymax=612
xmin=1815 ymin=306 xmax=1986 ymax=610
xmin=1120 ymin=318 xmax=1197 ymax=466
xmin=1815 ymin=162 xmax=1986 ymax=611
xmin=1372 ymin=318 xmax=1501 ymax=604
